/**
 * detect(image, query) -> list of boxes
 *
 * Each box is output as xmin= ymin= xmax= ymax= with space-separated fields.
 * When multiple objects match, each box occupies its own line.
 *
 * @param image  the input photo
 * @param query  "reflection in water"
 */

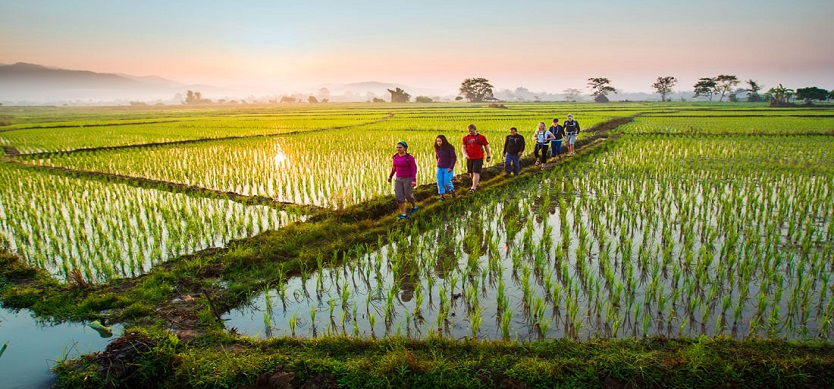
xmin=272 ymin=143 xmax=288 ymax=168
xmin=225 ymin=169 xmax=834 ymax=342
xmin=0 ymin=307 xmax=121 ymax=389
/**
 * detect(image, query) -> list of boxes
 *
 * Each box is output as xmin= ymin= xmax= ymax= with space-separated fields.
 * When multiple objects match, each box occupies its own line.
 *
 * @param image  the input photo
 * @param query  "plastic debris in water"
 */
xmin=88 ymin=320 xmax=113 ymax=338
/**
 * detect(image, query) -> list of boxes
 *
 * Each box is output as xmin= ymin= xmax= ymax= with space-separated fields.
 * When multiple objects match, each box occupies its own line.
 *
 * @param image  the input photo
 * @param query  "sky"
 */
xmin=2 ymin=0 xmax=833 ymax=95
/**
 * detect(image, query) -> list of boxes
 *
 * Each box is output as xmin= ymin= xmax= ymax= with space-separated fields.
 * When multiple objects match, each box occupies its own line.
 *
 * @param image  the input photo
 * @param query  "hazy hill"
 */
xmin=0 ymin=62 xmax=685 ymax=105
xmin=0 ymin=63 xmax=450 ymax=104
xmin=0 ymin=62 xmax=189 ymax=103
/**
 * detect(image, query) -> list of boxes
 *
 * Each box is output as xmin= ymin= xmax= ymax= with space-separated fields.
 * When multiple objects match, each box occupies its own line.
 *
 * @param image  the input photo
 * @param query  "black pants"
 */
xmin=534 ymin=143 xmax=549 ymax=162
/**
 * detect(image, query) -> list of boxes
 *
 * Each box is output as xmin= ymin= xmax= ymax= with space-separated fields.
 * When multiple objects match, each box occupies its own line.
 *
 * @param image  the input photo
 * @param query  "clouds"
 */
xmin=2 ymin=0 xmax=832 ymax=94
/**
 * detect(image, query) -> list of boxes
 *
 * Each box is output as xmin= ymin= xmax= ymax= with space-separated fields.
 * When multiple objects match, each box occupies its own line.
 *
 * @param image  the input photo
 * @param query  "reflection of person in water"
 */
xmin=397 ymin=258 xmax=417 ymax=302
xmin=399 ymin=273 xmax=414 ymax=302
xmin=434 ymin=226 xmax=458 ymax=278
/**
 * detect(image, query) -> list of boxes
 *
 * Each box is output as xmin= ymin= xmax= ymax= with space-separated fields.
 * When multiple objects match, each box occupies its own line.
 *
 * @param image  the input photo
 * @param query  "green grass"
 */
xmin=52 ymin=328 xmax=834 ymax=388
xmin=1 ymin=102 xmax=833 ymax=386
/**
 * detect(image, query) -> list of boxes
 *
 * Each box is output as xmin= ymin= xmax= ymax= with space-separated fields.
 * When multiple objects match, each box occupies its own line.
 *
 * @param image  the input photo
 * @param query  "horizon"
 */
xmin=2 ymin=1 xmax=833 ymax=97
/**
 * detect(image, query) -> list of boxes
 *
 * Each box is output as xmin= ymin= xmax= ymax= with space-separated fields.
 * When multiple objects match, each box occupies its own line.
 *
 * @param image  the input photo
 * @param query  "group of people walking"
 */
xmin=528 ymin=113 xmax=581 ymax=169
xmin=388 ymin=114 xmax=579 ymax=220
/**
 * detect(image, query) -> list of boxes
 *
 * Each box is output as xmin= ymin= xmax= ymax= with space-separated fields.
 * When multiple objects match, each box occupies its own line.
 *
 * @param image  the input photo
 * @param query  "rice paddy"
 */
xmin=1 ymin=102 xmax=832 ymax=343
xmin=17 ymin=106 xmax=631 ymax=207
xmin=0 ymin=163 xmax=305 ymax=283
xmin=226 ymin=132 xmax=834 ymax=341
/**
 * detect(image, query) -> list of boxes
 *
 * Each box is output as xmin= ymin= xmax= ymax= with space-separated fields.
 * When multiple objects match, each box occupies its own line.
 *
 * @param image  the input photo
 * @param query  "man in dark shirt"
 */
xmin=549 ymin=118 xmax=565 ymax=161
xmin=502 ymin=127 xmax=525 ymax=176
xmin=564 ymin=114 xmax=580 ymax=156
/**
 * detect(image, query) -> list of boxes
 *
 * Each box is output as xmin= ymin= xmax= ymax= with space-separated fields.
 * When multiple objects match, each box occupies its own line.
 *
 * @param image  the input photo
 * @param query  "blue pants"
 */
xmin=504 ymin=153 xmax=520 ymax=175
xmin=436 ymin=167 xmax=454 ymax=194
xmin=550 ymin=140 xmax=562 ymax=157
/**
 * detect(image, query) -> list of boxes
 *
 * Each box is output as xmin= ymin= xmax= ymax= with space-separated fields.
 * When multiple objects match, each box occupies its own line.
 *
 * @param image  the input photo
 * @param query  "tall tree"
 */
xmin=563 ymin=88 xmax=582 ymax=102
xmin=795 ymin=87 xmax=829 ymax=104
xmin=714 ymin=75 xmax=740 ymax=102
xmin=652 ymin=76 xmax=678 ymax=102
xmin=317 ymin=87 xmax=331 ymax=102
xmin=767 ymin=84 xmax=794 ymax=105
xmin=184 ymin=90 xmax=211 ymax=104
xmin=693 ymin=78 xmax=717 ymax=101
xmin=514 ymin=87 xmax=533 ymax=100
xmin=185 ymin=90 xmax=196 ymax=104
xmin=459 ymin=78 xmax=494 ymax=102
xmin=587 ymin=77 xmax=616 ymax=97
xmin=745 ymin=79 xmax=764 ymax=102
xmin=387 ymin=87 xmax=411 ymax=103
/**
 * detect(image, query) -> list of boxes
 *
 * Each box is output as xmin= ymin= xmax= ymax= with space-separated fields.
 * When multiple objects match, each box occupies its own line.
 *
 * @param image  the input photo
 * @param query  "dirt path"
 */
xmin=2 ymin=145 xmax=20 ymax=156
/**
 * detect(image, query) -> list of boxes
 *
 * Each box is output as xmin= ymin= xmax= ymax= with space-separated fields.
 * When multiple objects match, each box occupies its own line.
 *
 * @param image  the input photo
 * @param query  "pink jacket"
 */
xmin=391 ymin=153 xmax=417 ymax=180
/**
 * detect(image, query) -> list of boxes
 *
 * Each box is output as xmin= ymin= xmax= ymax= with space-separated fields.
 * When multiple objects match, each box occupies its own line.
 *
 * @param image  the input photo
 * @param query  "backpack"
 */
xmin=549 ymin=125 xmax=564 ymax=138
xmin=465 ymin=134 xmax=484 ymax=146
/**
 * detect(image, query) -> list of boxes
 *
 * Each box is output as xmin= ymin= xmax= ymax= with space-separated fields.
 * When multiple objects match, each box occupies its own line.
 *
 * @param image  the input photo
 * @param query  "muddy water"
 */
xmin=0 ymin=307 xmax=122 ymax=389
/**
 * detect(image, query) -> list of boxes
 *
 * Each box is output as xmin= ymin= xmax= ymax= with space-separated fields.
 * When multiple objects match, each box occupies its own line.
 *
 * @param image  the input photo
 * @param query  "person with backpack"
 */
xmin=533 ymin=122 xmax=555 ymax=169
xmin=564 ymin=113 xmax=580 ymax=156
xmin=387 ymin=141 xmax=418 ymax=220
xmin=462 ymin=124 xmax=492 ymax=193
xmin=434 ymin=135 xmax=457 ymax=200
xmin=549 ymin=118 xmax=565 ymax=161
xmin=502 ymin=127 xmax=525 ymax=177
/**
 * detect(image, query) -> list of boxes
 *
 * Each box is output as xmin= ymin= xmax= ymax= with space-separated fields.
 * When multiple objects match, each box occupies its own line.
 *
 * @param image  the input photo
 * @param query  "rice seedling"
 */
xmin=501 ymin=309 xmax=513 ymax=340
xmin=0 ymin=163 xmax=303 ymax=282
xmin=9 ymin=105 xmax=834 ymax=343
xmin=471 ymin=306 xmax=483 ymax=338
xmin=288 ymin=313 xmax=297 ymax=338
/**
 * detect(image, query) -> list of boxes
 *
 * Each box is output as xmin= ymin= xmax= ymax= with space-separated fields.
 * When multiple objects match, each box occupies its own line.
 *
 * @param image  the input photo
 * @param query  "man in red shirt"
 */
xmin=462 ymin=124 xmax=492 ymax=193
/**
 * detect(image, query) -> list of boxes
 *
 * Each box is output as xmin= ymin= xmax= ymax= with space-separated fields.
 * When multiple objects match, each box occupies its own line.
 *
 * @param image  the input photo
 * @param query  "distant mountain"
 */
xmin=0 ymin=62 xmax=188 ymax=103
xmin=2 ymin=62 xmax=147 ymax=88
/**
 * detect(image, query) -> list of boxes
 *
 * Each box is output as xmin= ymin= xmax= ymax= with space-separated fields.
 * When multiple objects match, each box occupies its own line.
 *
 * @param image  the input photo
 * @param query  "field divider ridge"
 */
xmin=7 ymin=112 xmax=395 ymax=159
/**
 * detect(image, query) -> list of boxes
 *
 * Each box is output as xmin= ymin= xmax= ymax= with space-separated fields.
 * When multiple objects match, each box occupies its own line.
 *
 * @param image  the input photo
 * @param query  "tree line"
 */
xmin=457 ymin=76 xmax=833 ymax=105
xmin=183 ymin=77 xmax=832 ymax=106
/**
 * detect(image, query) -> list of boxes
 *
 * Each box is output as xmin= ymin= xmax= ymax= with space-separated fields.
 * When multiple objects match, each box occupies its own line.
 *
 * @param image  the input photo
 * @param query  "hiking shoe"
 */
xmin=450 ymin=189 xmax=457 ymax=198
xmin=468 ymin=187 xmax=476 ymax=194
xmin=535 ymin=160 xmax=541 ymax=166
xmin=438 ymin=195 xmax=446 ymax=201
xmin=409 ymin=206 xmax=419 ymax=214
xmin=398 ymin=214 xmax=408 ymax=220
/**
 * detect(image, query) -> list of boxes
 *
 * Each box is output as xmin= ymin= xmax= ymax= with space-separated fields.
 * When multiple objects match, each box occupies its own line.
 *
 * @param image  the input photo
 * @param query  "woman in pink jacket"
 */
xmin=387 ymin=141 xmax=418 ymax=220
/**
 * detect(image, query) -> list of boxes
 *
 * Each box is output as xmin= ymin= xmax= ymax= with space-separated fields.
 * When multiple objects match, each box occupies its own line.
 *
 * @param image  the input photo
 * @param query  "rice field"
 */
xmin=20 ymin=107 xmax=630 ymax=207
xmin=1 ymin=103 xmax=833 ymax=342
xmin=0 ymin=105 xmax=392 ymax=153
xmin=0 ymin=163 xmax=305 ymax=283
xmin=620 ymin=115 xmax=834 ymax=135
xmin=226 ymin=131 xmax=834 ymax=341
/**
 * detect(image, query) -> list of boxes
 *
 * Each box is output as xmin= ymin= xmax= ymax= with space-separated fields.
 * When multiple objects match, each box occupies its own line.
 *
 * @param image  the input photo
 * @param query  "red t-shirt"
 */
xmin=462 ymin=134 xmax=488 ymax=159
